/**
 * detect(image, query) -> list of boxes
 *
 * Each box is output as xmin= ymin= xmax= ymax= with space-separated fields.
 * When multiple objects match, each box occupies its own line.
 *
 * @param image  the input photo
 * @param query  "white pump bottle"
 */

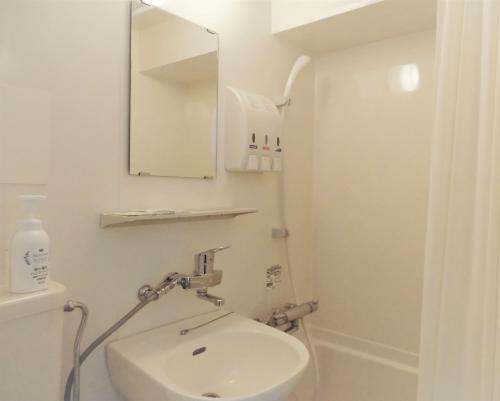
xmin=9 ymin=195 xmax=50 ymax=293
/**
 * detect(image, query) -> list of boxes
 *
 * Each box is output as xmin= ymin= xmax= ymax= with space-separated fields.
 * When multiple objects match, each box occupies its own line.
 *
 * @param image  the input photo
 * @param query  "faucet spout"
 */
xmin=197 ymin=289 xmax=225 ymax=307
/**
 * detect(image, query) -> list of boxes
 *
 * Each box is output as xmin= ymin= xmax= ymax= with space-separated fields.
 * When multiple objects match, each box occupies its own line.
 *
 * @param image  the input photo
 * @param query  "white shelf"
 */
xmin=100 ymin=208 xmax=258 ymax=228
xmin=273 ymin=0 xmax=436 ymax=54
xmin=142 ymin=51 xmax=218 ymax=84
xmin=0 ymin=281 xmax=67 ymax=324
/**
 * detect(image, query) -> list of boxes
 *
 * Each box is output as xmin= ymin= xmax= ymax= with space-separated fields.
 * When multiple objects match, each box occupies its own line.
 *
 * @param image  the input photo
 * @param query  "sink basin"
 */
xmin=107 ymin=312 xmax=309 ymax=401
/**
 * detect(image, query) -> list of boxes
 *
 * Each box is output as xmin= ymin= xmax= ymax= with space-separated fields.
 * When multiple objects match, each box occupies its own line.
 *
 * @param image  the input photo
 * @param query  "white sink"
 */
xmin=107 ymin=312 xmax=309 ymax=401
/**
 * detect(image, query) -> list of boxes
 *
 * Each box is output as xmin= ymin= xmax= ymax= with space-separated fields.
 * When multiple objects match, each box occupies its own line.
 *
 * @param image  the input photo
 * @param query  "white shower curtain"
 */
xmin=418 ymin=1 xmax=500 ymax=400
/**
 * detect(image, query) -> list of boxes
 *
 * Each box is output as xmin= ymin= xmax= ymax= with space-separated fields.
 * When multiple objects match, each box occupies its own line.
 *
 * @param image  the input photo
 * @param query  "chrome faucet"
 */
xmin=180 ymin=246 xmax=229 ymax=306
xmin=138 ymin=246 xmax=229 ymax=307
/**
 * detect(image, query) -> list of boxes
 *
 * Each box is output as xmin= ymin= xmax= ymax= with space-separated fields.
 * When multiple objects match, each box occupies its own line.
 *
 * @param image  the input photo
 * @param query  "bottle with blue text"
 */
xmin=9 ymin=195 xmax=50 ymax=293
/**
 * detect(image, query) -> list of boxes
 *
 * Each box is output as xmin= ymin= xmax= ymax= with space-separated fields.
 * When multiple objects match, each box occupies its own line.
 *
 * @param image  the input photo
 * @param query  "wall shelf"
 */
xmin=141 ymin=51 xmax=217 ymax=84
xmin=100 ymin=208 xmax=258 ymax=228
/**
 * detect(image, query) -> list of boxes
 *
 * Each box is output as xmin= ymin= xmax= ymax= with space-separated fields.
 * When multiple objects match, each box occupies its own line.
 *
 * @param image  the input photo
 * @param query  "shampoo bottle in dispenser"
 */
xmin=9 ymin=195 xmax=50 ymax=293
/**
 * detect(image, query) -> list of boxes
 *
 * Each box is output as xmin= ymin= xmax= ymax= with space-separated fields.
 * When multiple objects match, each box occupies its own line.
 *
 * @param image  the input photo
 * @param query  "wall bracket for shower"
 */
xmin=271 ymin=227 xmax=289 ymax=238
xmin=274 ymin=95 xmax=291 ymax=109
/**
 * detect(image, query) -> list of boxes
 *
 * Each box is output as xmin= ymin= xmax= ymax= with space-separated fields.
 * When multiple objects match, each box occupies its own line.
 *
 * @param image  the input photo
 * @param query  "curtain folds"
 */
xmin=418 ymin=1 xmax=500 ymax=401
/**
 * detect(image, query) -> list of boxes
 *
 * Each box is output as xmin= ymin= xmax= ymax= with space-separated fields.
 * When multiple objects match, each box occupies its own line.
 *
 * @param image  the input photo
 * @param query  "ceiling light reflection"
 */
xmin=388 ymin=63 xmax=420 ymax=93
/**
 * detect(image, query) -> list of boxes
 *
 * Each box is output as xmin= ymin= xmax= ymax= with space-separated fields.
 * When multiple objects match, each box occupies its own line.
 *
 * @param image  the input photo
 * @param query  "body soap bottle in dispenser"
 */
xmin=9 ymin=195 xmax=50 ymax=293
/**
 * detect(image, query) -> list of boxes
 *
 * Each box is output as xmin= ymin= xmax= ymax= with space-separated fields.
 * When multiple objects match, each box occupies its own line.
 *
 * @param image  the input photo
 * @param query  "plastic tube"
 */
xmin=279 ymin=55 xmax=320 ymax=401
xmin=283 ymin=56 xmax=312 ymax=99
xmin=283 ymin=240 xmax=321 ymax=401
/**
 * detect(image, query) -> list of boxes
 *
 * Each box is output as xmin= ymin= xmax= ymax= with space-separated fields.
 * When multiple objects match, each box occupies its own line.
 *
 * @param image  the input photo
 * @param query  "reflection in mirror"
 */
xmin=130 ymin=2 xmax=218 ymax=178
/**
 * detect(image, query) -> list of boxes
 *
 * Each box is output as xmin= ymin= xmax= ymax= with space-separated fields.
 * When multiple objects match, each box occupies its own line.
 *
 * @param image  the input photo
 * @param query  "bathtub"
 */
xmin=292 ymin=326 xmax=418 ymax=401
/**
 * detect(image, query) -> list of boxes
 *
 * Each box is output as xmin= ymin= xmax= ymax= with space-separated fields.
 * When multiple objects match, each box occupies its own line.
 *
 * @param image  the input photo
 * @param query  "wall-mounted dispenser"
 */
xmin=224 ymin=56 xmax=310 ymax=173
xmin=224 ymin=87 xmax=282 ymax=172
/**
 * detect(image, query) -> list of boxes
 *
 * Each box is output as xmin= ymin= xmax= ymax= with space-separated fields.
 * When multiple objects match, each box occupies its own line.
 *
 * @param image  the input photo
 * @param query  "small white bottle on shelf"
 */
xmin=9 ymin=195 xmax=50 ymax=293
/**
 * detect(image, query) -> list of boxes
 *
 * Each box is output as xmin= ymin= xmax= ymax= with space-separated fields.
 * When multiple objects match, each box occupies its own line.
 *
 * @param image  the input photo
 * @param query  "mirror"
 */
xmin=129 ymin=2 xmax=218 ymax=179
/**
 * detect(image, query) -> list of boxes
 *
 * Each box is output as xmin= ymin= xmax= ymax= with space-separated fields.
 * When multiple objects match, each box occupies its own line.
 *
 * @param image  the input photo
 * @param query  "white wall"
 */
xmin=0 ymin=1 xmax=314 ymax=400
xmin=311 ymin=30 xmax=435 ymax=399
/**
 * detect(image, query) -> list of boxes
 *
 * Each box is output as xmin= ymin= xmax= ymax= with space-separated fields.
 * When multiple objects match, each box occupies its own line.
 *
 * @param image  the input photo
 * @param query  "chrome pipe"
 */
xmin=63 ymin=301 xmax=89 ymax=401
xmin=63 ymin=298 xmax=152 ymax=401
xmin=180 ymin=312 xmax=233 ymax=336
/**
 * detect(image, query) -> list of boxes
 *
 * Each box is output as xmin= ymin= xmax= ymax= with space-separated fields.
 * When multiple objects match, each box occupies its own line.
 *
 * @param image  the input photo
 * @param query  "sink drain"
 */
xmin=202 ymin=393 xmax=221 ymax=398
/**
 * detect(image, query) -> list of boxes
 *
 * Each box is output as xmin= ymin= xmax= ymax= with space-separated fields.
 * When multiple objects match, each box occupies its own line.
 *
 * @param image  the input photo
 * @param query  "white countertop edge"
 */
xmin=0 ymin=281 xmax=67 ymax=324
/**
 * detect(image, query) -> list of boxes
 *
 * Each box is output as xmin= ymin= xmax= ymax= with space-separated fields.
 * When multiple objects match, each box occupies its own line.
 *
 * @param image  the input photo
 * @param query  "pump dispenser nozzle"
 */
xmin=20 ymin=195 xmax=45 ymax=217
xmin=18 ymin=195 xmax=46 ymax=230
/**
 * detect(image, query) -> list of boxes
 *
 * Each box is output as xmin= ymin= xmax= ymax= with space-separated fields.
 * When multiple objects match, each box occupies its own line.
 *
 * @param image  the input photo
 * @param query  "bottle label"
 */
xmin=24 ymin=248 xmax=49 ymax=285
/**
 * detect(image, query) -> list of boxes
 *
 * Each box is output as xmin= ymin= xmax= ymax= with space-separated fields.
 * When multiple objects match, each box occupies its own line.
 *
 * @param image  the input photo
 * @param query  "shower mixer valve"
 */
xmin=266 ymin=301 xmax=319 ymax=334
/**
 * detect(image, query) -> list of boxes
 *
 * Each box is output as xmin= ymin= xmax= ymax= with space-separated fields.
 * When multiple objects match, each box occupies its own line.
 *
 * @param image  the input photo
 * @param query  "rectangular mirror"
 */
xmin=129 ymin=2 xmax=218 ymax=179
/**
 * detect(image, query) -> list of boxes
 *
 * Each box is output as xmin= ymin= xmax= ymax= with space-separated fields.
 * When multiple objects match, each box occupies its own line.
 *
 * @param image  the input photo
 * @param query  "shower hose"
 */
xmin=278 ymin=94 xmax=320 ymax=401
xmin=281 ymin=203 xmax=321 ymax=401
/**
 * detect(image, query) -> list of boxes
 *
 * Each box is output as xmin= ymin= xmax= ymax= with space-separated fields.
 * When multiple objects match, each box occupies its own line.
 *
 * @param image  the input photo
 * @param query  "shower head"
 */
xmin=283 ymin=55 xmax=312 ymax=99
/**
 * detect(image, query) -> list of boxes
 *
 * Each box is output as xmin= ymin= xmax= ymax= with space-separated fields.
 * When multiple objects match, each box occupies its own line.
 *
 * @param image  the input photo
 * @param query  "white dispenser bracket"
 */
xmin=224 ymin=87 xmax=283 ymax=173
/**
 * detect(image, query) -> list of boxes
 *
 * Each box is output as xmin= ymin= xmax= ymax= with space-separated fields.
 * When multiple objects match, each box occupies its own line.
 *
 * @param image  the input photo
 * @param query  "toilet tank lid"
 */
xmin=0 ymin=281 xmax=67 ymax=324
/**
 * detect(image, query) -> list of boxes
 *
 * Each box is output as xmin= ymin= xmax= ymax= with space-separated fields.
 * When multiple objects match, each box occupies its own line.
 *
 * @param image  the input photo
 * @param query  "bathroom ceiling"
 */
xmin=274 ymin=0 xmax=437 ymax=54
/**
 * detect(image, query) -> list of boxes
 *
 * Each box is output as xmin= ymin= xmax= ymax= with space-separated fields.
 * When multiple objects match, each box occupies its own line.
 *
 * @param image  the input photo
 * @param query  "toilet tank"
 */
xmin=0 ymin=281 xmax=67 ymax=401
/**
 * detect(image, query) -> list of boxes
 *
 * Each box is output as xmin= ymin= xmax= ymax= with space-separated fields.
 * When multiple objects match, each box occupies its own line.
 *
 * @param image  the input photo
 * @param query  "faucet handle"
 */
xmin=195 ymin=246 xmax=230 ymax=275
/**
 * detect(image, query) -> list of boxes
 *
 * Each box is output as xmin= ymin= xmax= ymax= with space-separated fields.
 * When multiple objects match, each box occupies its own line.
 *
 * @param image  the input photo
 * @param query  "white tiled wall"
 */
xmin=311 ymin=30 xmax=436 ymax=400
